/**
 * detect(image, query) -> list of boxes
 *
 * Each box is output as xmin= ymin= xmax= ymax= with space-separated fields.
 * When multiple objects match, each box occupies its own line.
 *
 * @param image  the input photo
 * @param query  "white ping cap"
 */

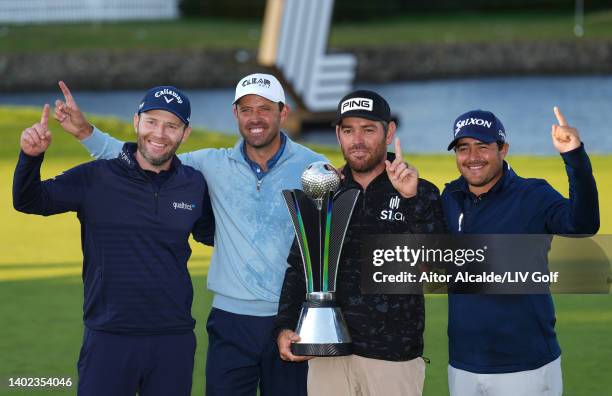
xmin=233 ymin=73 xmax=286 ymax=104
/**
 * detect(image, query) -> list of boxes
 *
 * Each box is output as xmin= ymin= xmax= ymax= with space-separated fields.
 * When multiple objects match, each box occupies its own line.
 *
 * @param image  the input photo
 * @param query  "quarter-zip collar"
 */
xmin=228 ymin=132 xmax=294 ymax=192
xmin=118 ymin=142 xmax=181 ymax=181
xmin=118 ymin=143 xmax=182 ymax=215
xmin=445 ymin=161 xmax=515 ymax=233
xmin=228 ymin=132 xmax=289 ymax=176
xmin=239 ymin=132 xmax=287 ymax=179
xmin=228 ymin=131 xmax=294 ymax=175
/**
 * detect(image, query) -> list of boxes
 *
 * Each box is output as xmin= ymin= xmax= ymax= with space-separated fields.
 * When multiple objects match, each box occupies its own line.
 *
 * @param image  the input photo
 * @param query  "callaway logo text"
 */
xmin=154 ymin=88 xmax=183 ymax=104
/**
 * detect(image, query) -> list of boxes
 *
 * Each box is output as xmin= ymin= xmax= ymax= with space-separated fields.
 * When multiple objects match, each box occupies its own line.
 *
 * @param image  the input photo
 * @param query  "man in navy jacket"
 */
xmin=13 ymin=87 xmax=214 ymax=396
xmin=441 ymin=107 xmax=599 ymax=395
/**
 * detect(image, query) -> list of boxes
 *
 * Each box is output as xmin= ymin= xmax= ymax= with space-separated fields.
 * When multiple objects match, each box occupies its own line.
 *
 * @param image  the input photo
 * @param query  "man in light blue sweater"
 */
xmin=53 ymin=75 xmax=324 ymax=395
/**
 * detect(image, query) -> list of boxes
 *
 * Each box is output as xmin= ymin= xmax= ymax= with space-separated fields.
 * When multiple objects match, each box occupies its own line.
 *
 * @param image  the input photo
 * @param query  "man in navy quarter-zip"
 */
xmin=441 ymin=108 xmax=599 ymax=395
xmin=13 ymin=86 xmax=215 ymax=396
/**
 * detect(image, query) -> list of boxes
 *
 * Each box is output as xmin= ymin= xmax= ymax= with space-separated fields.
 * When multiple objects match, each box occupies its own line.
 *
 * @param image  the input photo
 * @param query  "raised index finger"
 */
xmin=394 ymin=137 xmax=403 ymax=160
xmin=553 ymin=106 xmax=568 ymax=126
xmin=58 ymin=80 xmax=76 ymax=107
xmin=40 ymin=104 xmax=49 ymax=128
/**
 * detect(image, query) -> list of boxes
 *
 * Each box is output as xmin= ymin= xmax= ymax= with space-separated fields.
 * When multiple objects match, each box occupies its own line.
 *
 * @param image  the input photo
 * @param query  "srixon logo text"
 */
xmin=455 ymin=118 xmax=492 ymax=135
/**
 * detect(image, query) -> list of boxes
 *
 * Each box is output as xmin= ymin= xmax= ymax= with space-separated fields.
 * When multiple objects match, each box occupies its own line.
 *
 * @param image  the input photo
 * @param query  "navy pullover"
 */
xmin=13 ymin=143 xmax=215 ymax=335
xmin=441 ymin=144 xmax=599 ymax=373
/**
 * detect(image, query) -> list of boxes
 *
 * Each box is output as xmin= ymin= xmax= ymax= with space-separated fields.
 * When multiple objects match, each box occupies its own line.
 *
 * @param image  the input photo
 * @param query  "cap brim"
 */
xmin=138 ymin=106 xmax=189 ymax=126
xmin=332 ymin=113 xmax=388 ymax=126
xmin=447 ymin=131 xmax=499 ymax=151
xmin=233 ymin=93 xmax=284 ymax=105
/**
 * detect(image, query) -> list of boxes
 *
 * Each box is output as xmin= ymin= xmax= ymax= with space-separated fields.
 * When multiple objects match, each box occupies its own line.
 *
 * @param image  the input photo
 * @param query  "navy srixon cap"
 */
xmin=138 ymin=86 xmax=191 ymax=126
xmin=333 ymin=90 xmax=391 ymax=126
xmin=448 ymin=109 xmax=506 ymax=150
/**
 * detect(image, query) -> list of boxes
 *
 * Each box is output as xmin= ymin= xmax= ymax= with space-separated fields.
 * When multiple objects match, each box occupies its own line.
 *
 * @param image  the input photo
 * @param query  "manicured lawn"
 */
xmin=1 ymin=10 xmax=612 ymax=53
xmin=1 ymin=278 xmax=610 ymax=395
xmin=1 ymin=107 xmax=610 ymax=394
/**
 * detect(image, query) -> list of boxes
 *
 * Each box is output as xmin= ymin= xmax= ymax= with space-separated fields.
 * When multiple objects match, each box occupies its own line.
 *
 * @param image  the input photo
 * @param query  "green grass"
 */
xmin=0 ymin=106 xmax=239 ymax=159
xmin=1 ymin=279 xmax=610 ymax=395
xmin=0 ymin=275 xmax=213 ymax=395
xmin=2 ymin=10 xmax=612 ymax=53
xmin=1 ymin=107 xmax=611 ymax=394
xmin=330 ymin=10 xmax=612 ymax=46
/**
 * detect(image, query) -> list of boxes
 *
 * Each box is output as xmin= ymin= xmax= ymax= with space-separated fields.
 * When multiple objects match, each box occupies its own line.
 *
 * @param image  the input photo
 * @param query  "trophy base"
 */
xmin=291 ymin=296 xmax=352 ymax=357
xmin=291 ymin=342 xmax=352 ymax=357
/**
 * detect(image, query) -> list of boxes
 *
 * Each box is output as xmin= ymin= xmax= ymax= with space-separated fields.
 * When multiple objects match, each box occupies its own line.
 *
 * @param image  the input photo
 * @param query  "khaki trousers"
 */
xmin=307 ymin=354 xmax=425 ymax=396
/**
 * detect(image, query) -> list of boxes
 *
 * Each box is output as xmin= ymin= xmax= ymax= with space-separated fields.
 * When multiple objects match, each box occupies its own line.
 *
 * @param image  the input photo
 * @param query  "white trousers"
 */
xmin=448 ymin=357 xmax=562 ymax=396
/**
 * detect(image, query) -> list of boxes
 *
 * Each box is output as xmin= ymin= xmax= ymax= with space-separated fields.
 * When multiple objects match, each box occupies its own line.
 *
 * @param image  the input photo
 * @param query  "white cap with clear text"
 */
xmin=233 ymin=73 xmax=286 ymax=104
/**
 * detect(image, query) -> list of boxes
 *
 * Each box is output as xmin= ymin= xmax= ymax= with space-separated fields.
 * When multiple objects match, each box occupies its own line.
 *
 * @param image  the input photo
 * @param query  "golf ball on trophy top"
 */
xmin=301 ymin=161 xmax=340 ymax=199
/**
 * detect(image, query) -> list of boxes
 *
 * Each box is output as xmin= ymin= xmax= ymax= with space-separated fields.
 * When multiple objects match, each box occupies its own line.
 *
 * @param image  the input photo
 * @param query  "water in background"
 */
xmin=2 ymin=75 xmax=611 ymax=155
xmin=363 ymin=76 xmax=612 ymax=155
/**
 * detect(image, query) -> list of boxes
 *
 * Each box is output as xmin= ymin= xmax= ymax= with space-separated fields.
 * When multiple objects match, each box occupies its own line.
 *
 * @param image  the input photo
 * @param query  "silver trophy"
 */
xmin=282 ymin=162 xmax=360 ymax=356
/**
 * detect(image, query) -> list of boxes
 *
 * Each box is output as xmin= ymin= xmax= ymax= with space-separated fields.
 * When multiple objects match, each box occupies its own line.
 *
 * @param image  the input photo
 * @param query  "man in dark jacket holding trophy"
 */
xmin=274 ymin=90 xmax=446 ymax=395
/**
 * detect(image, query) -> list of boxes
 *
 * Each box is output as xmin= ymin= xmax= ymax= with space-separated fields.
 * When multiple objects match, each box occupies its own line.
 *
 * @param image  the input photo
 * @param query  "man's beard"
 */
xmin=137 ymin=130 xmax=182 ymax=167
xmin=342 ymin=142 xmax=387 ymax=173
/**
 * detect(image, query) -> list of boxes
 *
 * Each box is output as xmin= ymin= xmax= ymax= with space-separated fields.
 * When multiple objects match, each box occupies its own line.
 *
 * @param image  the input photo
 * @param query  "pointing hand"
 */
xmin=54 ymin=81 xmax=93 ymax=140
xmin=385 ymin=138 xmax=419 ymax=199
xmin=20 ymin=105 xmax=52 ymax=156
xmin=551 ymin=106 xmax=581 ymax=153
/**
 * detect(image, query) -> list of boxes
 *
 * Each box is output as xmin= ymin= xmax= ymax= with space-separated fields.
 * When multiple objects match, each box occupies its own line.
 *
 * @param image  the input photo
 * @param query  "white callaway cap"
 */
xmin=233 ymin=73 xmax=286 ymax=104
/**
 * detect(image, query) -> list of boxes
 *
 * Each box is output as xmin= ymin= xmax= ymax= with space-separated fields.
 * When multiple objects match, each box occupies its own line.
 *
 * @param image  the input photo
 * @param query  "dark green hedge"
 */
xmin=179 ymin=0 xmax=609 ymax=20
